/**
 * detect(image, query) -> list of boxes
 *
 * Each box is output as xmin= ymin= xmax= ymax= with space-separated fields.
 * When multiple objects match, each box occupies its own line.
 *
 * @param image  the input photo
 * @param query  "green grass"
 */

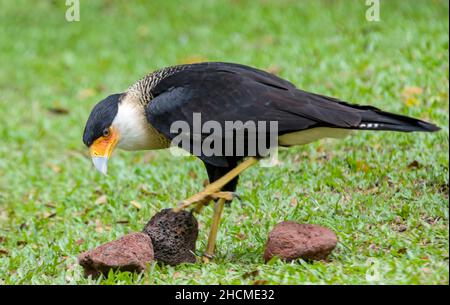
xmin=0 ymin=0 xmax=448 ymax=285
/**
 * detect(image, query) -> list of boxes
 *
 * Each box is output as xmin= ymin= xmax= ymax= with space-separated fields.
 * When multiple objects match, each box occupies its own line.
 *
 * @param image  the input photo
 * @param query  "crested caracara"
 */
xmin=83 ymin=62 xmax=440 ymax=261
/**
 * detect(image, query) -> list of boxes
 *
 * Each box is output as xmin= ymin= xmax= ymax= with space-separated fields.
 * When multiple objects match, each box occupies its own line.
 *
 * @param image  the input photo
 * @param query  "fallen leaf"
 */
xmin=77 ymin=88 xmax=97 ymax=100
xmin=363 ymin=186 xmax=379 ymax=195
xmin=95 ymin=84 xmax=107 ymax=93
xmin=424 ymin=216 xmax=440 ymax=225
xmin=266 ymin=65 xmax=282 ymax=75
xmin=139 ymin=185 xmax=158 ymax=196
xmin=253 ymin=279 xmax=268 ymax=285
xmin=407 ymin=160 xmax=421 ymax=169
xmin=402 ymin=86 xmax=423 ymax=97
xmin=44 ymin=212 xmax=56 ymax=219
xmin=178 ymin=55 xmax=208 ymax=64
xmin=188 ymin=171 xmax=198 ymax=179
xmin=130 ymin=200 xmax=142 ymax=210
xmin=235 ymin=233 xmax=247 ymax=241
xmin=290 ymin=197 xmax=298 ymax=206
xmin=173 ymin=272 xmax=181 ymax=279
xmin=75 ymin=239 xmax=84 ymax=245
xmin=47 ymin=106 xmax=70 ymax=115
xmin=95 ymin=219 xmax=104 ymax=233
xmin=0 ymin=236 xmax=5 ymax=243
xmin=49 ymin=163 xmax=61 ymax=173
xmin=95 ymin=195 xmax=107 ymax=205
xmin=397 ymin=248 xmax=407 ymax=254
xmin=116 ymin=220 xmax=129 ymax=224
xmin=402 ymin=86 xmax=423 ymax=107
xmin=202 ymin=179 xmax=209 ymax=187
xmin=356 ymin=161 xmax=369 ymax=172
xmin=0 ymin=249 xmax=9 ymax=256
xmin=243 ymin=270 xmax=259 ymax=279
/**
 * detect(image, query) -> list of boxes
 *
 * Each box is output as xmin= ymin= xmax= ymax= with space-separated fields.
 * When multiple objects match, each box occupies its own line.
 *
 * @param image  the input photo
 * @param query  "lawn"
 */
xmin=0 ymin=0 xmax=448 ymax=285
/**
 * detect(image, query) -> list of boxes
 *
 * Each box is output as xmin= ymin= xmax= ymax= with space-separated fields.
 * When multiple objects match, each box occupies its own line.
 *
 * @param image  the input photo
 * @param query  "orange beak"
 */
xmin=89 ymin=127 xmax=119 ymax=175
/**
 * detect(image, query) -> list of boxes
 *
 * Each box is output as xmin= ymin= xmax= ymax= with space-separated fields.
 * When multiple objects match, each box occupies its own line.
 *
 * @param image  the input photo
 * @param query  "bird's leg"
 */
xmin=202 ymin=198 xmax=226 ymax=263
xmin=173 ymin=157 xmax=258 ymax=212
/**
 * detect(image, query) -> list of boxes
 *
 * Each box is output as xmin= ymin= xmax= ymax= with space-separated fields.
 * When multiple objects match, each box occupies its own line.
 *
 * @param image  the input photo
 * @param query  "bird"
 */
xmin=82 ymin=62 xmax=440 ymax=261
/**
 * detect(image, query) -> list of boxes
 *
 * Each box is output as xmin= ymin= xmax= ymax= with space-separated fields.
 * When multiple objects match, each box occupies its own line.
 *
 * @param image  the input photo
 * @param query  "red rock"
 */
xmin=264 ymin=221 xmax=337 ymax=262
xmin=78 ymin=232 xmax=154 ymax=278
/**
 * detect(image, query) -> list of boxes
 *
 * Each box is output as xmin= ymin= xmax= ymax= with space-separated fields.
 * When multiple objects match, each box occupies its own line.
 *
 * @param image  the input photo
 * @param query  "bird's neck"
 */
xmin=126 ymin=65 xmax=188 ymax=106
xmin=113 ymin=94 xmax=170 ymax=151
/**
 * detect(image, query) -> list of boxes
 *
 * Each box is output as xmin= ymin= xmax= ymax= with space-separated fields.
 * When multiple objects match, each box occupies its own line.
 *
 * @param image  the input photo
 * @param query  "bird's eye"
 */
xmin=103 ymin=128 xmax=110 ymax=137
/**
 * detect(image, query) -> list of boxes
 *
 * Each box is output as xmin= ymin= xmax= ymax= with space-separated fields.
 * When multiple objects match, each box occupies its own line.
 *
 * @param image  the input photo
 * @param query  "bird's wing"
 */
xmin=144 ymin=63 xmax=367 ymax=166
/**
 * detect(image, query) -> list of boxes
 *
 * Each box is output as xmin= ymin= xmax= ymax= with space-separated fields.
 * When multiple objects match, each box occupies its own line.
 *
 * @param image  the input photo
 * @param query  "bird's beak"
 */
xmin=89 ymin=127 xmax=119 ymax=175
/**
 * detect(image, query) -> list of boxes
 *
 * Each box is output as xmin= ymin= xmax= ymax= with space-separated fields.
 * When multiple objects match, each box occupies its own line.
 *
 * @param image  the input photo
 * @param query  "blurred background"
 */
xmin=0 ymin=0 xmax=448 ymax=284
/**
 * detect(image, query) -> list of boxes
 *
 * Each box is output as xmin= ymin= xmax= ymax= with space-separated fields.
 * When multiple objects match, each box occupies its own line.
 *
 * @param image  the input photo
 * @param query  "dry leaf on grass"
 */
xmin=178 ymin=55 xmax=209 ymax=65
xmin=95 ymin=195 xmax=107 ymax=205
xmin=77 ymin=88 xmax=97 ymax=100
xmin=130 ymin=200 xmax=142 ymax=210
xmin=266 ymin=64 xmax=282 ymax=75
xmin=242 ymin=270 xmax=259 ymax=279
xmin=116 ymin=220 xmax=129 ymax=224
xmin=407 ymin=160 xmax=421 ymax=169
xmin=139 ymin=185 xmax=158 ymax=196
xmin=402 ymin=86 xmax=423 ymax=107
xmin=47 ymin=106 xmax=69 ymax=115
xmin=290 ymin=197 xmax=298 ymax=206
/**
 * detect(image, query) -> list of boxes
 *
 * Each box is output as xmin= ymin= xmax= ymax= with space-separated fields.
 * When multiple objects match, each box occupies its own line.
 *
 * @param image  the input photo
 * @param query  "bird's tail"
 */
xmin=331 ymin=100 xmax=441 ymax=132
xmin=355 ymin=108 xmax=440 ymax=132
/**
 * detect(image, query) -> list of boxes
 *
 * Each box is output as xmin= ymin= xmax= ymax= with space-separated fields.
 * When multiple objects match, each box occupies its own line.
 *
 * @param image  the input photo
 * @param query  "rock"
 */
xmin=78 ymin=232 xmax=154 ymax=278
xmin=263 ymin=221 xmax=337 ymax=262
xmin=143 ymin=208 xmax=198 ymax=266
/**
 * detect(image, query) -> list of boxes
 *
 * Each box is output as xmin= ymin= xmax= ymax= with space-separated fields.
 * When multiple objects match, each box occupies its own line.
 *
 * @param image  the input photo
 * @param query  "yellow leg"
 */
xmin=172 ymin=157 xmax=259 ymax=262
xmin=202 ymin=198 xmax=226 ymax=263
xmin=173 ymin=157 xmax=258 ymax=212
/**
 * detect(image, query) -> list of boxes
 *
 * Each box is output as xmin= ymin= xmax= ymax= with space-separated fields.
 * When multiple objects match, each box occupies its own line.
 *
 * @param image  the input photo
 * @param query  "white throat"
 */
xmin=112 ymin=96 xmax=167 ymax=151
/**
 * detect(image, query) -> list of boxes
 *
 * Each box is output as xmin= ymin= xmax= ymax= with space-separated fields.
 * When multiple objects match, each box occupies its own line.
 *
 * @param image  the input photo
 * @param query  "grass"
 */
xmin=0 ymin=0 xmax=448 ymax=285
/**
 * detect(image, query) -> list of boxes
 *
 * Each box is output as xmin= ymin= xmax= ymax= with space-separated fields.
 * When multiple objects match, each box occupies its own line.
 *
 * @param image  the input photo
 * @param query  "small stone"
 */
xmin=143 ymin=209 xmax=198 ymax=266
xmin=264 ymin=221 xmax=337 ymax=262
xmin=78 ymin=232 xmax=154 ymax=278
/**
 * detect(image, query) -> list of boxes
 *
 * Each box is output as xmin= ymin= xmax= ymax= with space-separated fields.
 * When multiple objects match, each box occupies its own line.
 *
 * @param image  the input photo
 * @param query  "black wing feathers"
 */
xmin=145 ymin=62 xmax=440 ymax=165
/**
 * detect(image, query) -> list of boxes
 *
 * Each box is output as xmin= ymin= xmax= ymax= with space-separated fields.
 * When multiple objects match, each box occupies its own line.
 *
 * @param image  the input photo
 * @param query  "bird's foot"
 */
xmin=173 ymin=190 xmax=237 ymax=213
xmin=201 ymin=252 xmax=214 ymax=264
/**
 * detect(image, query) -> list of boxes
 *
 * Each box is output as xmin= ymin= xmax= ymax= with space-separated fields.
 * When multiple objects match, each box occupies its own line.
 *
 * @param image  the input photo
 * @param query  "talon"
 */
xmin=203 ymin=252 xmax=215 ymax=259
xmin=202 ymin=251 xmax=215 ymax=263
xmin=232 ymin=192 xmax=242 ymax=202
xmin=210 ymin=192 xmax=232 ymax=201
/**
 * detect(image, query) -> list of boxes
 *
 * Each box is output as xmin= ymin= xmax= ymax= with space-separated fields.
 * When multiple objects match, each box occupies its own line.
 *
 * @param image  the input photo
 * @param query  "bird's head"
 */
xmin=83 ymin=93 xmax=121 ymax=175
xmin=83 ymin=93 xmax=151 ymax=175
